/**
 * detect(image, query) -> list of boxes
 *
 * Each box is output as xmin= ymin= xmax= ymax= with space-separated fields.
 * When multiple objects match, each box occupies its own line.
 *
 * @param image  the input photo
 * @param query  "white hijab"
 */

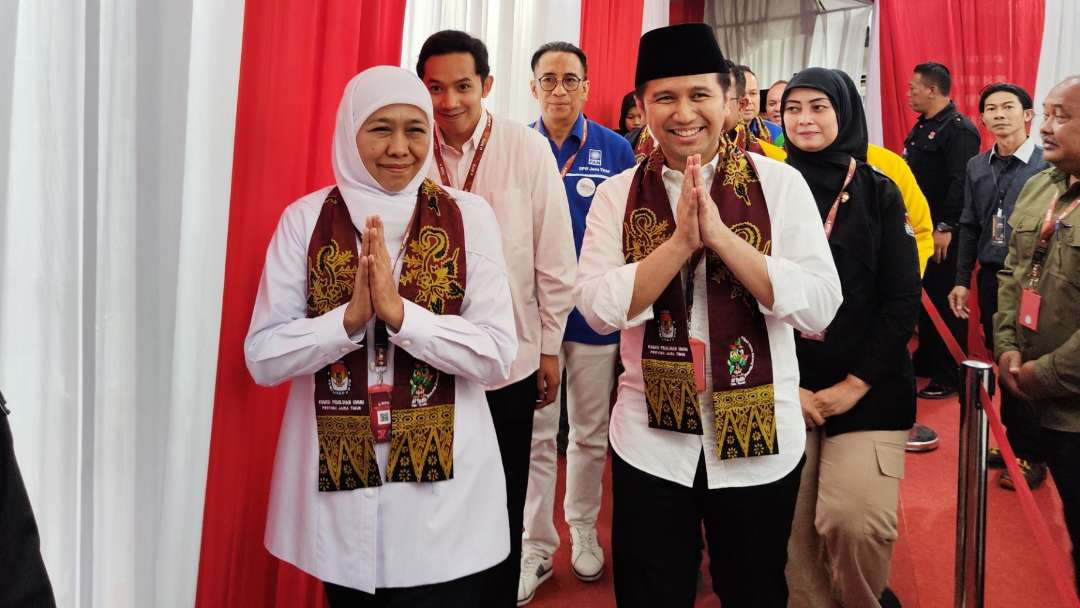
xmin=330 ymin=65 xmax=435 ymax=245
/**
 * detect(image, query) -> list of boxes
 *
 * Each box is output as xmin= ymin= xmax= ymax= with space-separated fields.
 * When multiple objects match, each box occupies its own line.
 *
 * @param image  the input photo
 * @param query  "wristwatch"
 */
xmin=935 ymin=222 xmax=954 ymax=233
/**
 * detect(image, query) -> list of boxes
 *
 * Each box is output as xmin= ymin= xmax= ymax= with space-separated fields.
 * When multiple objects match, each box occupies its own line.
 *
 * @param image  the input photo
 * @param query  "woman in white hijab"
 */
xmin=245 ymin=65 xmax=518 ymax=606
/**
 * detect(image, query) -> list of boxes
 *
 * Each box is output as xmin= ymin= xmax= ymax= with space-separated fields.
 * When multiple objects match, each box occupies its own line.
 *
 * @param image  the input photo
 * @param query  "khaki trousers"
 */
xmin=786 ymin=427 xmax=907 ymax=607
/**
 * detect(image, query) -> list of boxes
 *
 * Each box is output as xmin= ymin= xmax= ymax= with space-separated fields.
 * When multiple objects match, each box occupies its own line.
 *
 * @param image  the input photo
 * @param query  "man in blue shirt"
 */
xmin=519 ymin=41 xmax=636 ymax=606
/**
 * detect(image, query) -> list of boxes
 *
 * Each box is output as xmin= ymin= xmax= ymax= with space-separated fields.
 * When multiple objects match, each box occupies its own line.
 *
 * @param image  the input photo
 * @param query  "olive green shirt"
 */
xmin=994 ymin=167 xmax=1080 ymax=431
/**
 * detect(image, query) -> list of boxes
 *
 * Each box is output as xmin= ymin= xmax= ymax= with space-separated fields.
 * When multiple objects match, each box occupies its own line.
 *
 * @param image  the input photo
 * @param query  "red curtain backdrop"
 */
xmin=580 ymin=0 xmax=646 ymax=130
xmin=195 ymin=2 xmax=406 ymax=607
xmin=669 ymin=0 xmax=705 ymax=25
xmin=878 ymin=0 xmax=1044 ymax=356
xmin=878 ymin=0 xmax=1045 ymax=154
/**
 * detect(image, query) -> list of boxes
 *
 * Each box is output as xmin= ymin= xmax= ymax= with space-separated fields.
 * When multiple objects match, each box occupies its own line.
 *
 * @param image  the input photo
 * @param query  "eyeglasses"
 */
xmin=537 ymin=75 xmax=584 ymax=91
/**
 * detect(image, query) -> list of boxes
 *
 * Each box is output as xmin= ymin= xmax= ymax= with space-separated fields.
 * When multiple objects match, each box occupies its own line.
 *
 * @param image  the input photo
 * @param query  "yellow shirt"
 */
xmin=758 ymin=139 xmax=933 ymax=276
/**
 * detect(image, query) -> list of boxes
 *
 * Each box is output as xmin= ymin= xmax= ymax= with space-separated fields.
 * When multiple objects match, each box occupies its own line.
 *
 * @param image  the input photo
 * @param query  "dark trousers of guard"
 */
xmin=611 ymin=451 xmax=804 ymax=608
xmin=1041 ymin=429 xmax=1080 ymax=593
xmin=977 ymin=264 xmax=1044 ymax=463
xmin=0 ymin=413 xmax=57 ymax=608
xmin=486 ymin=371 xmax=539 ymax=607
xmin=915 ymin=241 xmax=966 ymax=388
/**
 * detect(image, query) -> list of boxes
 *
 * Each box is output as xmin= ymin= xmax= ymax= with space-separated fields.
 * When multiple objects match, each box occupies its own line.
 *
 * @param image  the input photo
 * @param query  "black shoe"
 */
xmin=880 ymin=586 xmax=903 ymax=608
xmin=988 ymin=447 xmax=1005 ymax=469
xmin=906 ymin=423 xmax=940 ymax=452
xmin=918 ymin=381 xmax=957 ymax=400
xmin=998 ymin=459 xmax=1048 ymax=491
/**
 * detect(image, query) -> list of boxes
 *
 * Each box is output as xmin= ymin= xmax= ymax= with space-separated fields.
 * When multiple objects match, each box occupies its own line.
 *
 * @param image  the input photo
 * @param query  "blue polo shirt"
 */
xmin=532 ymin=113 xmax=636 ymax=344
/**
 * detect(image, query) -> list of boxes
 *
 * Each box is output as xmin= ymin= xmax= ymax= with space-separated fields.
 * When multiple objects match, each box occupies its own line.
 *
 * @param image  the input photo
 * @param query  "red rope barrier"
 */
xmin=921 ymin=289 xmax=1080 ymax=608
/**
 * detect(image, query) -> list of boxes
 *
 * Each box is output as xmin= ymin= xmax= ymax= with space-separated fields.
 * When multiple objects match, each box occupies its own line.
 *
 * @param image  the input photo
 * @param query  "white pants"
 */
xmin=522 ymin=341 xmax=618 ymax=556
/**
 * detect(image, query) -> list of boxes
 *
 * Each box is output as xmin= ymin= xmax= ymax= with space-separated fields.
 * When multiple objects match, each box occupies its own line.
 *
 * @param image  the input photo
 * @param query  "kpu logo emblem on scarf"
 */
xmin=328 ymin=361 xmax=352 ymax=395
xmin=658 ymin=310 xmax=676 ymax=341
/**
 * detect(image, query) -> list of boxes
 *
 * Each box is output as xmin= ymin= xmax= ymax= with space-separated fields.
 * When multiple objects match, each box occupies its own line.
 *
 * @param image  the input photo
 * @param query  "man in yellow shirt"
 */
xmin=759 ymin=139 xmax=942 ymax=452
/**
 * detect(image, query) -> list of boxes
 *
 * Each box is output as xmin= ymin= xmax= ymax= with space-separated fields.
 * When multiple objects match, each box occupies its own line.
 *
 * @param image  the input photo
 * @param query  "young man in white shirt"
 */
xmin=416 ymin=30 xmax=577 ymax=607
xmin=574 ymin=24 xmax=841 ymax=607
xmin=518 ymin=41 xmax=636 ymax=605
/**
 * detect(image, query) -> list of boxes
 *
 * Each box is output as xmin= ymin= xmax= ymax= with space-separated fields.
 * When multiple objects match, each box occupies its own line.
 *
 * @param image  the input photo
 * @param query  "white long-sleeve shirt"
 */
xmin=245 ymin=185 xmax=518 ymax=592
xmin=574 ymin=153 xmax=842 ymax=489
xmin=431 ymin=109 xmax=576 ymax=388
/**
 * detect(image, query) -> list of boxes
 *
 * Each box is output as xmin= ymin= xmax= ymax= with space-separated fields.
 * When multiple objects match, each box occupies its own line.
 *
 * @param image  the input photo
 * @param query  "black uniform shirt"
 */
xmin=903 ymin=101 xmax=980 ymax=228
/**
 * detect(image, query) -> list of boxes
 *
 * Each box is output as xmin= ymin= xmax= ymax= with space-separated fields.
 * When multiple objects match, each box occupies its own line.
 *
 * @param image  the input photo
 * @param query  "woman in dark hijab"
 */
xmin=781 ymin=68 xmax=921 ymax=608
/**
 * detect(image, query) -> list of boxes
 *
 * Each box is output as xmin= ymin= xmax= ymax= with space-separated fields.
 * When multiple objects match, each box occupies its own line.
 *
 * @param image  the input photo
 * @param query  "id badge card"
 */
xmin=991 ymin=211 xmax=1007 ymax=246
xmin=689 ymin=338 xmax=706 ymax=392
xmin=1019 ymin=288 xmax=1041 ymax=332
xmin=369 ymin=383 xmax=393 ymax=443
xmin=799 ymin=329 xmax=826 ymax=342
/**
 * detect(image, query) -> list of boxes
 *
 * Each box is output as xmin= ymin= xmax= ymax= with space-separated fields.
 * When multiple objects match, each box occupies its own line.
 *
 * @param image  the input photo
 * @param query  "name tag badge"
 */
xmin=991 ymin=212 xmax=1007 ymax=246
xmin=689 ymin=337 xmax=706 ymax=391
xmin=369 ymin=384 xmax=393 ymax=443
xmin=799 ymin=329 xmax=827 ymax=342
xmin=1019 ymin=289 xmax=1041 ymax=332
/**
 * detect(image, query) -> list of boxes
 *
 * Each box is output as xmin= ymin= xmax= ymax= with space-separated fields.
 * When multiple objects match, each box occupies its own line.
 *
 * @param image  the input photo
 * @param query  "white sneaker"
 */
xmin=517 ymin=550 xmax=553 ymax=606
xmin=570 ymin=526 xmax=605 ymax=582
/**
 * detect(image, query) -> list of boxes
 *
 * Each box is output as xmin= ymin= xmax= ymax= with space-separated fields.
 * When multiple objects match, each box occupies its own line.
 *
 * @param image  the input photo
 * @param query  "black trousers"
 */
xmin=1041 ymin=428 xmax=1080 ymax=593
xmin=915 ymin=241 xmax=966 ymax=386
xmin=977 ymin=263 xmax=1044 ymax=463
xmin=324 ymin=562 xmax=499 ymax=607
xmin=0 ymin=413 xmax=56 ymax=608
xmin=486 ymin=372 xmax=539 ymax=607
xmin=611 ymin=450 xmax=804 ymax=608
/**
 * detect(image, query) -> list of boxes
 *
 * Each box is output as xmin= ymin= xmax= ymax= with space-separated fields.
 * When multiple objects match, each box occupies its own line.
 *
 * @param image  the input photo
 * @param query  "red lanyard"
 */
xmin=1025 ymin=182 xmax=1080 ymax=288
xmin=535 ymin=118 xmax=589 ymax=177
xmin=1037 ymin=185 xmax=1080 ymax=243
xmin=433 ymin=112 xmax=493 ymax=193
xmin=821 ymin=158 xmax=858 ymax=241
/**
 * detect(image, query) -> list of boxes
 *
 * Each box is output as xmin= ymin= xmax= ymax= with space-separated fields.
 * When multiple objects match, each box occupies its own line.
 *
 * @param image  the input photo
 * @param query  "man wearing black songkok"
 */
xmin=573 ymin=24 xmax=842 ymax=607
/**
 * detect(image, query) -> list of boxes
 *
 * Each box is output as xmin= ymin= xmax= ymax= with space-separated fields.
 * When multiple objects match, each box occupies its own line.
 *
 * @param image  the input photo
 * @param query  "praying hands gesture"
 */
xmin=343 ymin=215 xmax=405 ymax=334
xmin=685 ymin=154 xmax=726 ymax=251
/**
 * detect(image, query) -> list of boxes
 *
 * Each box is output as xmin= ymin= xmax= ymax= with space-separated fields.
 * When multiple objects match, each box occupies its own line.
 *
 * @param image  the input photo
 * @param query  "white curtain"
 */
xmin=0 ymin=1 xmax=244 ymax=606
xmin=400 ymin=0 xmax=582 ymax=125
xmin=1032 ymin=0 xmax=1080 ymax=140
xmin=865 ymin=1 xmax=884 ymax=145
xmin=641 ymin=0 xmax=670 ymax=34
xmin=706 ymin=0 xmax=871 ymax=93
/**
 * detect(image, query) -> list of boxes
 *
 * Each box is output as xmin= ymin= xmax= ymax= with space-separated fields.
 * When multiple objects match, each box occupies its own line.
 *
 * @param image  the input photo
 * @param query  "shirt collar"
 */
xmin=989 ymin=136 xmax=1037 ymax=165
xmin=921 ymin=100 xmax=956 ymax=126
xmin=661 ymin=149 xmax=720 ymax=180
xmin=536 ymin=112 xmax=586 ymax=143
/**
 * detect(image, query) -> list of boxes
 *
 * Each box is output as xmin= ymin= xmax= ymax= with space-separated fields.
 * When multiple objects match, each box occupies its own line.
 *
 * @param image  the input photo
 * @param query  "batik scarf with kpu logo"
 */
xmin=307 ymin=181 xmax=466 ymax=490
xmin=622 ymin=142 xmax=778 ymax=459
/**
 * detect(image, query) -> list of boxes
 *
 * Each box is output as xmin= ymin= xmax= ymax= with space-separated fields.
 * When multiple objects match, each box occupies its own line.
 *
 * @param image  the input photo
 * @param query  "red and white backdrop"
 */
xmin=1 ymin=0 xmax=1077 ymax=606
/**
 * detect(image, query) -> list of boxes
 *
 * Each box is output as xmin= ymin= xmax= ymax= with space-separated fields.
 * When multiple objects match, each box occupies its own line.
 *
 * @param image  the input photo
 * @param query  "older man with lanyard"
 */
xmin=517 ymin=41 xmax=636 ymax=605
xmin=995 ymin=75 xmax=1080 ymax=591
xmin=416 ymin=30 xmax=578 ymax=606
xmin=575 ymin=24 xmax=841 ymax=607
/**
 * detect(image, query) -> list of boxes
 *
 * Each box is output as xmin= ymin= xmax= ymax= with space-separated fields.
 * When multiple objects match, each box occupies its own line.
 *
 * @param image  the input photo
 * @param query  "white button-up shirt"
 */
xmin=431 ymin=109 xmax=576 ymax=388
xmin=574 ymin=153 xmax=842 ymax=488
xmin=245 ymin=186 xmax=518 ymax=592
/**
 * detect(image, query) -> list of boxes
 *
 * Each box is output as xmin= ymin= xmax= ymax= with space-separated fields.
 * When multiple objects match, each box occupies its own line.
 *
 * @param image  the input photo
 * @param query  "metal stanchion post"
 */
xmin=955 ymin=360 xmax=994 ymax=608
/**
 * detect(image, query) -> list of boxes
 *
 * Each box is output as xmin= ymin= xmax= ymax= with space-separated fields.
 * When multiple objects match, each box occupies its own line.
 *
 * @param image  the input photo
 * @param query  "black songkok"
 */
xmin=635 ymin=23 xmax=729 ymax=88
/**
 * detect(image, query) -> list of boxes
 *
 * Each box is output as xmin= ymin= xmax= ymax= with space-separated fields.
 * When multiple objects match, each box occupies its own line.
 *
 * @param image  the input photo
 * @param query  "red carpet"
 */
xmin=528 ymin=383 xmax=1073 ymax=607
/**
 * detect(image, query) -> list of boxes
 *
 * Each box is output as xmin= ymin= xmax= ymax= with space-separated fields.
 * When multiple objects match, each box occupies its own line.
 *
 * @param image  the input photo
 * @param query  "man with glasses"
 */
xmin=416 ymin=30 xmax=578 ymax=607
xmin=518 ymin=41 xmax=635 ymax=606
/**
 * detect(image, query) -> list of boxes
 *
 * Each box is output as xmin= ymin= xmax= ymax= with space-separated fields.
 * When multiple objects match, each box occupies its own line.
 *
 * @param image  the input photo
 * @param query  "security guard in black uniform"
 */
xmin=904 ymin=62 xmax=981 ymax=398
